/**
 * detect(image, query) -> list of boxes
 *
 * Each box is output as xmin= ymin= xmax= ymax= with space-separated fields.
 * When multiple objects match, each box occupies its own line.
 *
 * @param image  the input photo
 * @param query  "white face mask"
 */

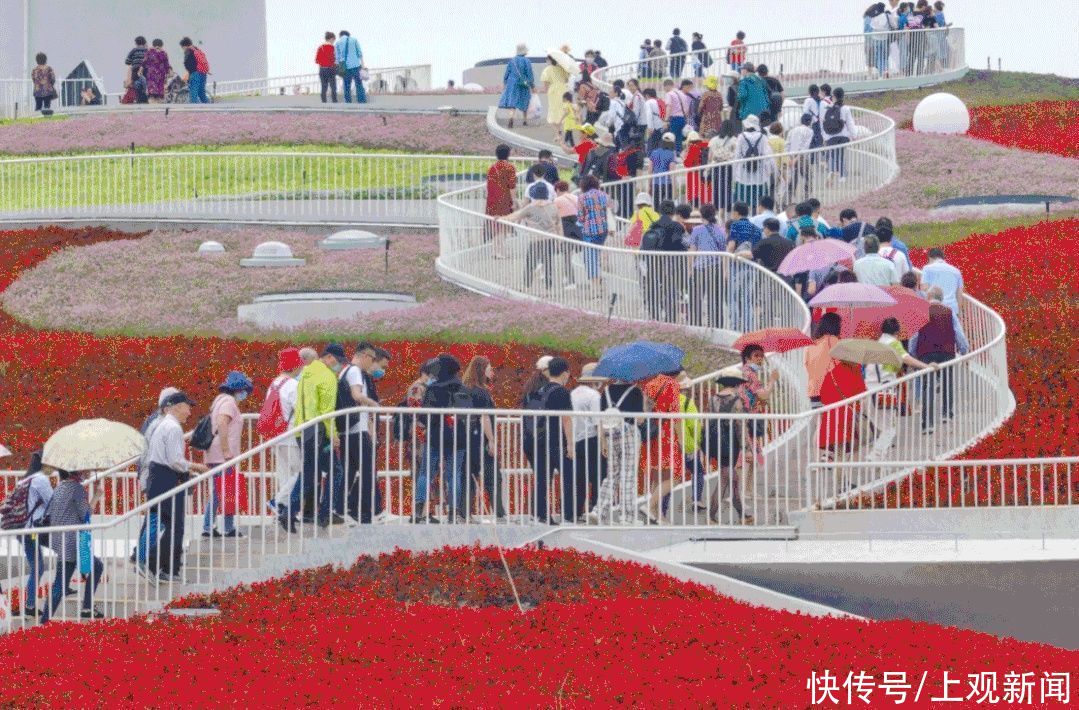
xmin=235 ymin=391 xmax=249 ymax=403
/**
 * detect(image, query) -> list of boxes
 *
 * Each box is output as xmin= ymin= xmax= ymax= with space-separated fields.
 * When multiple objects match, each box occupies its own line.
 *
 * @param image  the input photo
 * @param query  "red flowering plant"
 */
xmin=967 ymin=101 xmax=1079 ymax=158
xmin=0 ymin=546 xmax=1076 ymax=706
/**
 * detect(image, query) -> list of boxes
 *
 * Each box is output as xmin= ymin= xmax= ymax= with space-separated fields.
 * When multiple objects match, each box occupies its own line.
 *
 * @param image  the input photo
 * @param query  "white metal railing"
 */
xmin=0 ymin=152 xmax=532 ymax=226
xmin=0 ymin=77 xmax=108 ymax=120
xmin=602 ymin=107 xmax=896 ymax=235
xmin=210 ymin=65 xmax=433 ymax=99
xmin=594 ymin=27 xmax=966 ymax=95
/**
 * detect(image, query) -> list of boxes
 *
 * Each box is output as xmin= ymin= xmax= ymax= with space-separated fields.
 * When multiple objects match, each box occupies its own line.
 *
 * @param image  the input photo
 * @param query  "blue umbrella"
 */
xmin=593 ymin=341 xmax=686 ymax=382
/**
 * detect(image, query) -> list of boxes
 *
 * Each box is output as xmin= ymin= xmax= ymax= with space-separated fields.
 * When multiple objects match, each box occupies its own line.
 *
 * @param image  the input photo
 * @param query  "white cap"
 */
xmin=661 ymin=131 xmax=676 ymax=143
xmin=535 ymin=355 xmax=553 ymax=371
xmin=634 ymin=191 xmax=652 ymax=206
xmin=158 ymin=386 xmax=179 ymax=407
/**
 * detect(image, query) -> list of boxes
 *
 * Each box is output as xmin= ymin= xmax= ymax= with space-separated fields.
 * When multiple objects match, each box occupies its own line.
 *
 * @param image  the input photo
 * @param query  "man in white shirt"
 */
xmin=733 ymin=114 xmax=776 ymax=209
xmin=144 ymin=391 xmax=208 ymax=581
xmin=749 ymin=195 xmax=788 ymax=234
xmin=570 ymin=363 xmax=606 ymax=519
xmin=269 ymin=347 xmax=303 ymax=531
xmin=339 ymin=341 xmax=390 ymax=523
xmin=878 ymin=231 xmax=912 ymax=279
xmin=853 ymin=235 xmax=899 ymax=286
xmin=921 ymin=247 xmax=964 ymax=313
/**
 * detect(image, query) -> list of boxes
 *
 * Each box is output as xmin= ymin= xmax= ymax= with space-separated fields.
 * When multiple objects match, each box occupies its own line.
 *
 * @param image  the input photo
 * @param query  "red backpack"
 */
xmin=615 ymin=147 xmax=639 ymax=178
xmin=192 ymin=47 xmax=210 ymax=74
xmin=256 ymin=378 xmax=289 ymax=439
xmin=657 ymin=101 xmax=667 ymax=121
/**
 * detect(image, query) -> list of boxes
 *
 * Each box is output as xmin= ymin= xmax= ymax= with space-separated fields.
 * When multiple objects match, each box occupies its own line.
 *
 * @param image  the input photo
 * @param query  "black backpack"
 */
xmin=522 ymin=382 xmax=555 ymax=439
xmin=189 ymin=413 xmax=215 ymax=451
xmin=335 ymin=365 xmax=360 ymax=433
xmin=823 ymin=104 xmax=844 ymax=134
xmin=742 ymin=134 xmax=764 ymax=175
xmin=585 ymin=146 xmax=613 ymax=179
xmin=595 ymin=92 xmax=610 ymax=113
xmin=640 ymin=224 xmax=664 ymax=251
xmin=669 ymin=36 xmax=688 ymax=54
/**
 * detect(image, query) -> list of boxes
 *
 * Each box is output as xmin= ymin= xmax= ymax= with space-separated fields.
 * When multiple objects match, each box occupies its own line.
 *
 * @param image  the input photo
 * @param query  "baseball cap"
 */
xmin=322 ymin=342 xmax=348 ymax=363
xmin=661 ymin=131 xmax=676 ymax=143
xmin=161 ymin=391 xmax=196 ymax=408
xmin=157 ymin=386 xmax=179 ymax=407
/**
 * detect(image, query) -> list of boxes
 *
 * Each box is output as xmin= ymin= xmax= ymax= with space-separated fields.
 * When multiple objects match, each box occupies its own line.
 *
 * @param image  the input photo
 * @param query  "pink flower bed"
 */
xmin=0 ymin=112 xmax=494 ymax=155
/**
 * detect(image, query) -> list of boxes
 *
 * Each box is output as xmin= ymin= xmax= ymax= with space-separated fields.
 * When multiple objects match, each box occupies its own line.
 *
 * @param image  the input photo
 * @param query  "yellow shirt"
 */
xmin=561 ymin=100 xmax=579 ymax=131
xmin=632 ymin=205 xmax=660 ymax=232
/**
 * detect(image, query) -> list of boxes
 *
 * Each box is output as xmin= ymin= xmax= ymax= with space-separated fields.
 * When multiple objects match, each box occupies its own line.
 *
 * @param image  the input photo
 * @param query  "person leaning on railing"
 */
xmin=140 ymin=391 xmax=208 ymax=583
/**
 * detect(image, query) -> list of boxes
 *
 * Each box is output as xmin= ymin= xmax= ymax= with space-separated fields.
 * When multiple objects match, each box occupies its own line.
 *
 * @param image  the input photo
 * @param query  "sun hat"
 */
xmin=703 ymin=75 xmax=718 ymax=90
xmin=578 ymin=362 xmax=607 ymax=383
xmin=686 ymin=130 xmax=701 ymax=142
xmin=580 ymin=123 xmax=596 ymax=136
xmin=743 ymin=114 xmax=761 ymax=130
xmin=715 ymin=364 xmax=747 ymax=387
xmin=278 ymin=347 xmax=303 ymax=372
xmin=219 ymin=370 xmax=254 ymax=394
xmin=535 ymin=355 xmax=553 ymax=371
xmin=634 ymin=191 xmax=652 ymax=206
xmin=157 ymin=386 xmax=180 ymax=407
xmin=661 ymin=131 xmax=676 ymax=143
xmin=516 ymin=43 xmax=528 ymax=55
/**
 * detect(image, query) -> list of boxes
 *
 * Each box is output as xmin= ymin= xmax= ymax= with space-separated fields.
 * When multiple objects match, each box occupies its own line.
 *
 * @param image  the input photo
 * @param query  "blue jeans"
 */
xmin=826 ymin=136 xmax=850 ymax=177
xmin=669 ymin=116 xmax=687 ymax=152
xmin=188 ymin=71 xmax=210 ymax=103
xmin=41 ymin=557 xmax=103 ymax=622
xmin=342 ymin=68 xmax=367 ymax=103
xmin=413 ymin=446 xmax=466 ymax=518
xmin=135 ymin=510 xmax=158 ymax=564
xmin=22 ymin=535 xmax=44 ymax=610
xmin=583 ymin=232 xmax=607 ymax=280
xmin=202 ymin=468 xmax=236 ymax=535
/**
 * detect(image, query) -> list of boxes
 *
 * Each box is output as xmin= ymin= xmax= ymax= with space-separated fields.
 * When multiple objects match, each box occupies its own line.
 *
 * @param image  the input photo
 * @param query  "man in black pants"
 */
xmin=337 ymin=342 xmax=391 ymax=523
xmin=533 ymin=357 xmax=576 ymax=524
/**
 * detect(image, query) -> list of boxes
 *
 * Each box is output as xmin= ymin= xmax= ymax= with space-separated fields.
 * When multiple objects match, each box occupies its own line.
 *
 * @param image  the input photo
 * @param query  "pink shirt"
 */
xmin=206 ymin=394 xmax=243 ymax=464
xmin=665 ymin=90 xmax=690 ymax=118
xmin=555 ymin=192 xmax=578 ymax=218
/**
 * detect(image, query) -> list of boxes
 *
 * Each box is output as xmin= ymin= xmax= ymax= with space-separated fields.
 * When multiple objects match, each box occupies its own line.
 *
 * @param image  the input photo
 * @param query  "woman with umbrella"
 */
xmin=499 ymin=43 xmax=535 ymax=129
xmin=640 ymin=372 xmax=684 ymax=524
xmin=817 ymin=352 xmax=869 ymax=458
xmin=542 ymin=49 xmax=575 ymax=142
xmin=40 ymin=468 xmax=105 ymax=622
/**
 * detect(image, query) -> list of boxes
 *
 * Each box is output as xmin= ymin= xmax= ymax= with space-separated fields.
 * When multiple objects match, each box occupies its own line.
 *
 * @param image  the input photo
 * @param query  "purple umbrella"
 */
xmin=808 ymin=282 xmax=897 ymax=308
xmin=778 ymin=239 xmax=857 ymax=276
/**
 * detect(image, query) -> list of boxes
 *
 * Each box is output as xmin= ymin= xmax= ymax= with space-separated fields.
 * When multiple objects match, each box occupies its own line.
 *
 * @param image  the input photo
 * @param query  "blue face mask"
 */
xmin=235 ymin=391 xmax=249 ymax=402
xmin=427 ymin=377 xmax=437 ymax=385
xmin=371 ymin=368 xmax=386 ymax=380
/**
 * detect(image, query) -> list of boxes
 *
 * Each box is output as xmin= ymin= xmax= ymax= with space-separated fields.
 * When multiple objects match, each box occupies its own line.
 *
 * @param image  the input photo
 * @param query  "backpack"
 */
xmin=615 ymin=147 xmax=639 ymax=178
xmin=742 ymin=134 xmax=764 ymax=174
xmin=0 ymin=478 xmax=40 ymax=531
xmin=336 ymin=365 xmax=361 ymax=432
xmin=189 ymin=411 xmax=216 ymax=451
xmin=585 ymin=146 xmax=613 ymax=179
xmin=522 ymin=382 xmax=555 ymax=438
xmin=595 ymin=92 xmax=610 ymax=113
xmin=823 ymin=105 xmax=844 ymax=134
xmin=640 ymin=223 xmax=664 ymax=251
xmin=657 ymin=100 xmax=667 ymax=121
xmin=600 ymin=386 xmax=636 ymax=432
xmin=257 ymin=377 xmax=290 ymax=440
xmin=192 ymin=47 xmax=210 ymax=74
xmin=870 ymin=11 xmax=896 ymax=32
xmin=441 ymin=382 xmax=475 ymax=433
xmin=706 ymin=392 xmax=744 ymax=467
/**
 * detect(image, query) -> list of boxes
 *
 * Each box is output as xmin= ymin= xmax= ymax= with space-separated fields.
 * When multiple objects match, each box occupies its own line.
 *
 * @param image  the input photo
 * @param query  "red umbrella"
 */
xmin=845 ymin=286 xmax=931 ymax=339
xmin=732 ymin=327 xmax=814 ymax=353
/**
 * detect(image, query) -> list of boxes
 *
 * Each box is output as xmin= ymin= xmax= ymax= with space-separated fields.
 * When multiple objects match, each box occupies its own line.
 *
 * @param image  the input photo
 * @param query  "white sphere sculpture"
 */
xmin=240 ymin=241 xmax=306 ymax=268
xmin=912 ymin=92 xmax=970 ymax=135
xmin=197 ymin=240 xmax=224 ymax=254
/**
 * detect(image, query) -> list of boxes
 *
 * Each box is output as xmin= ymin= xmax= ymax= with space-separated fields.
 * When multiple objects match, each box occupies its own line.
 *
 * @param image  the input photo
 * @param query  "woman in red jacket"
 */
xmin=315 ymin=32 xmax=338 ymax=103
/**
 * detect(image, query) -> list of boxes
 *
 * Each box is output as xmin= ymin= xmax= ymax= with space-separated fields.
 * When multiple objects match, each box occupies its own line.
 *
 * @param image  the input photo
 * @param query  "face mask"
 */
xmin=427 ymin=377 xmax=437 ymax=385
xmin=371 ymin=368 xmax=386 ymax=380
xmin=330 ymin=362 xmax=343 ymax=374
xmin=749 ymin=362 xmax=763 ymax=373
xmin=235 ymin=391 xmax=249 ymax=403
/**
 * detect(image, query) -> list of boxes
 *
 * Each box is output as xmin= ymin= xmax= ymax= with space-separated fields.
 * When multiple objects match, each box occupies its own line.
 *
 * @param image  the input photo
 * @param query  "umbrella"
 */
xmin=714 ymin=364 xmax=747 ymax=388
xmin=42 ymin=419 xmax=146 ymax=472
xmin=830 ymin=339 xmax=902 ymax=369
xmin=846 ymin=286 xmax=931 ymax=339
xmin=546 ymin=48 xmax=580 ymax=76
xmin=594 ymin=341 xmax=685 ymax=382
xmin=777 ymin=239 xmax=856 ymax=276
xmin=808 ymin=283 xmax=896 ymax=309
xmin=732 ymin=327 xmax=814 ymax=353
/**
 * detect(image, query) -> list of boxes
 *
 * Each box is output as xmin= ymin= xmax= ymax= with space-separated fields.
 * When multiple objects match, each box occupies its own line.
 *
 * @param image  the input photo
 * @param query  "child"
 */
xmin=560 ymin=91 xmax=579 ymax=146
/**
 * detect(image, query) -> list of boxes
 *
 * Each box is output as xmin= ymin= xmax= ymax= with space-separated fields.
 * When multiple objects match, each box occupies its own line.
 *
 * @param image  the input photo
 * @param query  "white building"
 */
xmin=0 ymin=0 xmax=268 ymax=91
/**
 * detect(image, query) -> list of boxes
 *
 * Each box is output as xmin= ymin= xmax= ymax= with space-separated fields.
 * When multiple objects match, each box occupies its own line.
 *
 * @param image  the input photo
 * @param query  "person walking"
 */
xmin=499 ymin=43 xmax=534 ymax=129
xmin=124 ymin=35 xmax=148 ymax=91
xmin=531 ymin=357 xmax=575 ymax=524
xmin=687 ymin=203 xmax=727 ymax=328
xmin=920 ymin=247 xmax=964 ymax=313
xmin=141 ymin=39 xmax=171 ymax=103
xmin=708 ymin=366 xmax=753 ymax=524
xmin=30 ymin=53 xmax=56 ymax=113
xmin=40 ymin=469 xmax=105 ymax=622
xmin=590 ymin=378 xmax=644 ymax=524
xmin=179 ymin=37 xmax=210 ymax=104
xmin=140 ymin=391 xmax=208 ymax=582
xmin=667 ymin=29 xmax=689 ymax=78
xmin=727 ymin=31 xmax=747 ymax=70
xmin=696 ymin=75 xmax=725 ymax=138
xmin=287 ymin=344 xmax=346 ymax=528
xmin=571 ymin=363 xmax=608 ymax=516
xmin=336 ymin=343 xmax=387 ymax=523
xmin=639 ymin=199 xmax=688 ymax=322
xmin=854 ymin=235 xmax=899 ymax=286
xmin=733 ymin=114 xmax=775 ymax=212
xmin=415 ymin=354 xmax=472 ymax=522
xmin=691 ymin=32 xmax=712 ymax=78
xmin=316 ymin=32 xmax=338 ymax=103
xmin=267 ymin=347 xmax=303 ymax=532
xmin=641 ymin=373 xmax=684 ymax=524
xmin=805 ymin=313 xmax=842 ymax=408
xmin=821 ymin=87 xmax=856 ymax=182
xmin=335 ymin=30 xmax=366 ymax=103
xmin=461 ymin=356 xmax=508 ymax=520
xmin=203 ymin=371 xmax=254 ymax=539
xmin=505 ymin=182 xmax=563 ymax=293
xmin=541 ymin=55 xmax=570 ymax=140
xmin=12 ymin=452 xmax=52 ymax=619
xmin=736 ymin=64 xmax=769 ymax=120
xmin=577 ymin=175 xmax=610 ymax=297
xmin=485 ymin=144 xmax=518 ymax=259
xmin=909 ymin=286 xmax=970 ymax=434
xmin=665 ymin=80 xmax=695 ymax=152
xmin=647 ymin=132 xmax=679 ymax=209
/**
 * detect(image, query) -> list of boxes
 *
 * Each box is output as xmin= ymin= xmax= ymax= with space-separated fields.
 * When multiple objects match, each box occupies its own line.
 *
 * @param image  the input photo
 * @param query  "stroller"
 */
xmin=165 ymin=73 xmax=189 ymax=104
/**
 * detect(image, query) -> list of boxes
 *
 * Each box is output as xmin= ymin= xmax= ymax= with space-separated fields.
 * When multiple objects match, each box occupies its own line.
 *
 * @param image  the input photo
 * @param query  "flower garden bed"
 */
xmin=1 ymin=546 xmax=1076 ymax=705
xmin=0 ymin=111 xmax=494 ymax=156
xmin=966 ymin=100 xmax=1079 ymax=158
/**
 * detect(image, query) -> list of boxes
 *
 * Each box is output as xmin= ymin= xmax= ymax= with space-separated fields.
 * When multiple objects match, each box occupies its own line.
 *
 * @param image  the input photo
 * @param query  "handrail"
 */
xmin=210 ymin=64 xmax=433 ymax=98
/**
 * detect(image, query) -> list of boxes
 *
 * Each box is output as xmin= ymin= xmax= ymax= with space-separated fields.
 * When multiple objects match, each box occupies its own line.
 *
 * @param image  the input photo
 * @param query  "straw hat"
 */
xmin=577 ymin=362 xmax=607 ymax=383
xmin=715 ymin=364 xmax=747 ymax=387
xmin=686 ymin=130 xmax=701 ymax=142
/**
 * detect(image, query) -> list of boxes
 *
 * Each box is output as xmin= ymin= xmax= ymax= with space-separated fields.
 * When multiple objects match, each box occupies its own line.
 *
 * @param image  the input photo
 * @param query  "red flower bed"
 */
xmin=0 ymin=227 xmax=584 ymax=468
xmin=967 ymin=101 xmax=1079 ymax=158
xmin=1 ymin=546 xmax=1076 ymax=706
xmin=869 ymin=218 xmax=1079 ymax=507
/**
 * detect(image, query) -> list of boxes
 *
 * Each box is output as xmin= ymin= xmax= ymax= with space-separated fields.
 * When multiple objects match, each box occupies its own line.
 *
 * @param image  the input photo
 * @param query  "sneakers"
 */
xmin=79 ymin=608 xmax=105 ymax=620
xmin=222 ymin=530 xmax=245 ymax=538
xmin=157 ymin=571 xmax=182 ymax=583
xmin=922 ymin=426 xmax=935 ymax=435
xmin=330 ymin=513 xmax=347 ymax=526
xmin=201 ymin=529 xmax=222 ymax=538
xmin=278 ymin=515 xmax=298 ymax=534
xmin=135 ymin=562 xmax=157 ymax=583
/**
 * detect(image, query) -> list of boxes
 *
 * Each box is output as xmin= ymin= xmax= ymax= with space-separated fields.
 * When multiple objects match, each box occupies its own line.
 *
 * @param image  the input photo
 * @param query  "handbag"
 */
xmin=359 ymin=67 xmax=370 ymax=81
xmin=215 ymin=467 xmax=248 ymax=516
xmin=625 ymin=218 xmax=644 ymax=248
xmin=510 ymin=58 xmax=530 ymax=89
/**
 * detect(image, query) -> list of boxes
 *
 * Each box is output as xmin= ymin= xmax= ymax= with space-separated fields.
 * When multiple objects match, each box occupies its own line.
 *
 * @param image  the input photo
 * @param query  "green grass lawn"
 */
xmin=0 ymin=147 xmax=521 ymax=210
xmin=901 ymin=210 xmax=1079 ymax=249
xmin=856 ymin=70 xmax=1079 ymax=113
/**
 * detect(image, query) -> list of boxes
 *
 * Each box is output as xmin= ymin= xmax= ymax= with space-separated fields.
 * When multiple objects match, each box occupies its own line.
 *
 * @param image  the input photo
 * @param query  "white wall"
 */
xmin=4 ymin=0 xmax=267 ymax=90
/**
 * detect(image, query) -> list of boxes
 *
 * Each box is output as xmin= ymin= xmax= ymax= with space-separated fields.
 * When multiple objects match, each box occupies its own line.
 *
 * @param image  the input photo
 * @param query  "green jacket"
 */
xmin=680 ymin=394 xmax=701 ymax=455
xmin=294 ymin=360 xmax=338 ymax=439
xmin=737 ymin=74 xmax=769 ymax=120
